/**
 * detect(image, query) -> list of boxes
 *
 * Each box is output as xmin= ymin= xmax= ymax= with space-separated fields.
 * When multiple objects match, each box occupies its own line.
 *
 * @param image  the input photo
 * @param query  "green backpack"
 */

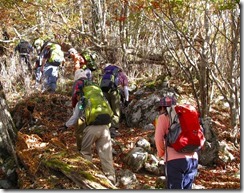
xmin=80 ymin=82 xmax=113 ymax=125
xmin=81 ymin=51 xmax=97 ymax=71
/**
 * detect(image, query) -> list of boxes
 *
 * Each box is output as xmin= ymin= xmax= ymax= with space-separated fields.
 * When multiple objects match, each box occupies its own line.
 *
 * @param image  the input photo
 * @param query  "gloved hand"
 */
xmin=58 ymin=125 xmax=68 ymax=132
xmin=124 ymin=100 xmax=129 ymax=107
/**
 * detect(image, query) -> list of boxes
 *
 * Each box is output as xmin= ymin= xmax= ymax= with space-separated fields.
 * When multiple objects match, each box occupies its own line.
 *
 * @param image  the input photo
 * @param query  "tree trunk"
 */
xmin=199 ymin=2 xmax=211 ymax=118
xmin=0 ymin=81 xmax=19 ymax=167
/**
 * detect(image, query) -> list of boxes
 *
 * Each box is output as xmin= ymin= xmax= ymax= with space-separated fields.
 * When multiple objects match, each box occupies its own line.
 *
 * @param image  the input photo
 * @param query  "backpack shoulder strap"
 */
xmin=72 ymin=78 xmax=85 ymax=95
xmin=83 ymin=79 xmax=98 ymax=87
xmin=167 ymin=105 xmax=178 ymax=127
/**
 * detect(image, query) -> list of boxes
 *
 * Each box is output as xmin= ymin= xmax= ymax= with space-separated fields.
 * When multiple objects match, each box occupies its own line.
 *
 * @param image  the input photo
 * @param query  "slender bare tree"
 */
xmin=0 ymin=81 xmax=19 ymax=168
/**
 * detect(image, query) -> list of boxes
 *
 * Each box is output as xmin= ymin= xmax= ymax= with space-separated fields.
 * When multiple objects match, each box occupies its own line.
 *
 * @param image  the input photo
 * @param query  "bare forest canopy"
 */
xmin=0 ymin=1 xmax=240 ymax=139
xmin=0 ymin=0 xmax=241 ymax=190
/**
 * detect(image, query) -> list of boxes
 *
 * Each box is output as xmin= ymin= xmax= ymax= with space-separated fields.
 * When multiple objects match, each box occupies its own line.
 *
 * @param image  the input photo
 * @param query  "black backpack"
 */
xmin=19 ymin=41 xmax=31 ymax=54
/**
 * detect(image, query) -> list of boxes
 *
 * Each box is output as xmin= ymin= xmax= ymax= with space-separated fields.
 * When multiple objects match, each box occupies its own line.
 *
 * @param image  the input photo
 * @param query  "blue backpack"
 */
xmin=100 ymin=65 xmax=119 ymax=92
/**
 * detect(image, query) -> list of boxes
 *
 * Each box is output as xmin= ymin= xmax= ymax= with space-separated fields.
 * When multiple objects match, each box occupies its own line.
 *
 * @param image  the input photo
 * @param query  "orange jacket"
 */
xmin=70 ymin=53 xmax=86 ymax=72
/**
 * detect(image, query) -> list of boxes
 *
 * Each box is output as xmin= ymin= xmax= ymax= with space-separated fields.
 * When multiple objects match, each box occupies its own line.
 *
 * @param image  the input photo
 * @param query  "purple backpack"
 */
xmin=100 ymin=65 xmax=119 ymax=92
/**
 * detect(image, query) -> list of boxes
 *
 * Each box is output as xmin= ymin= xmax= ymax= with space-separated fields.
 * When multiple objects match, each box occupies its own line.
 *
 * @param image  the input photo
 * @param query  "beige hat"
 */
xmin=74 ymin=69 xmax=88 ymax=81
xmin=68 ymin=48 xmax=78 ymax=55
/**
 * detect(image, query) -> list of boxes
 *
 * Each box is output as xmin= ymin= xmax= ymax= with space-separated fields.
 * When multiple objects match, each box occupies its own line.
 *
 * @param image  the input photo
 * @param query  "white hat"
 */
xmin=68 ymin=48 xmax=78 ymax=55
xmin=105 ymin=63 xmax=112 ymax=67
xmin=74 ymin=69 xmax=88 ymax=81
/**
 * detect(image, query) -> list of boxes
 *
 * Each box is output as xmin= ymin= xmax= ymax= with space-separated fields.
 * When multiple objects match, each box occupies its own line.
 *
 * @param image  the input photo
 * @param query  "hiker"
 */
xmin=33 ymin=55 xmax=42 ymax=90
xmin=154 ymin=96 xmax=199 ymax=189
xmin=15 ymin=39 xmax=34 ymax=73
xmin=32 ymin=39 xmax=46 ymax=90
xmin=71 ymin=69 xmax=90 ymax=109
xmin=33 ymin=38 xmax=44 ymax=55
xmin=100 ymin=63 xmax=130 ymax=137
xmin=40 ymin=42 xmax=65 ymax=93
xmin=59 ymin=69 xmax=116 ymax=185
xmin=67 ymin=48 xmax=92 ymax=80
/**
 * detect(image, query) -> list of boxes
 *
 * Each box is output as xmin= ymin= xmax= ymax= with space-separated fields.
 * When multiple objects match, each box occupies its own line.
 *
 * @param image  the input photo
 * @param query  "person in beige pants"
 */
xmin=81 ymin=124 xmax=115 ymax=182
xmin=59 ymin=79 xmax=116 ymax=185
xmin=61 ymin=102 xmax=116 ymax=185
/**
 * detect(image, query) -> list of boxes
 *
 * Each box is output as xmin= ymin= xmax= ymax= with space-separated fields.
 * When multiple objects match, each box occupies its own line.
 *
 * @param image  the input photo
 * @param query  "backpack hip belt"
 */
xmin=48 ymin=61 xmax=61 ymax=66
xmin=108 ymin=88 xmax=118 ymax=93
xmin=20 ymin=53 xmax=29 ymax=56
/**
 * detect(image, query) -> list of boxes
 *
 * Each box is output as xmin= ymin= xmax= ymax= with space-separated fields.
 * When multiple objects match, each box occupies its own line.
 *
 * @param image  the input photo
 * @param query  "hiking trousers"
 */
xmin=166 ymin=158 xmax=198 ymax=189
xmin=103 ymin=90 xmax=120 ymax=129
xmin=35 ymin=67 xmax=42 ymax=89
xmin=42 ymin=64 xmax=59 ymax=93
xmin=80 ymin=124 xmax=115 ymax=179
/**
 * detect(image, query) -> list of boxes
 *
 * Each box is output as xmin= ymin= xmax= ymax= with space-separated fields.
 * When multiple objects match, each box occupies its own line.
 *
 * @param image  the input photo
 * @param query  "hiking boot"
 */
xmin=109 ymin=127 xmax=121 ymax=138
xmin=106 ymin=175 xmax=116 ymax=185
xmin=112 ymin=148 xmax=117 ymax=155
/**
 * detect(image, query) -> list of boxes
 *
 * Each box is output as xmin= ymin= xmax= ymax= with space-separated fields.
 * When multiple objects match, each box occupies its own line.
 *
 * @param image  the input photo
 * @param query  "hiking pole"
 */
xmin=165 ymin=143 xmax=169 ymax=189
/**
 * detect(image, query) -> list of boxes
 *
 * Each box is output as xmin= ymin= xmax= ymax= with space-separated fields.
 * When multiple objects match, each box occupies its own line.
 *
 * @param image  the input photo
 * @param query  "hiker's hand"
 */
xmin=58 ymin=125 xmax=68 ymax=132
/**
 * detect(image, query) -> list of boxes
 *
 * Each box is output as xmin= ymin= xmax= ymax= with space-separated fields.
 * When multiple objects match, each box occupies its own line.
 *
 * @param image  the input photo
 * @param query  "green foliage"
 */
xmin=219 ymin=2 xmax=239 ymax=10
xmin=143 ymin=75 xmax=169 ymax=91
xmin=211 ymin=0 xmax=239 ymax=11
xmin=0 ymin=0 xmax=17 ymax=8
xmin=144 ymin=80 xmax=156 ymax=90
xmin=142 ymin=184 xmax=155 ymax=189
xmin=43 ymin=156 xmax=73 ymax=174
xmin=41 ymin=152 xmax=111 ymax=187
xmin=78 ymin=170 xmax=96 ymax=181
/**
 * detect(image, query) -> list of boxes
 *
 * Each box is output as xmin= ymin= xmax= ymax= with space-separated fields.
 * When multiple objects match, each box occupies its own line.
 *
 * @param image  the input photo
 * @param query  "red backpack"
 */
xmin=165 ymin=104 xmax=205 ymax=153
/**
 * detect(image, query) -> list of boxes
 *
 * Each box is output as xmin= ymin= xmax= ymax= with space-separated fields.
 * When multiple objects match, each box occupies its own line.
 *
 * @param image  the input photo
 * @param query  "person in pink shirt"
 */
xmin=154 ymin=96 xmax=198 ymax=189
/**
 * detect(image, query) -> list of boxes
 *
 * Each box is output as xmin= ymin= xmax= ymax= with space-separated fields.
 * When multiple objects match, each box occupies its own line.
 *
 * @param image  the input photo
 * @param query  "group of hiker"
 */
xmin=14 ymin=38 xmax=203 ymax=189
xmin=14 ymin=38 xmax=65 ymax=92
xmin=15 ymin=38 xmax=129 ymax=186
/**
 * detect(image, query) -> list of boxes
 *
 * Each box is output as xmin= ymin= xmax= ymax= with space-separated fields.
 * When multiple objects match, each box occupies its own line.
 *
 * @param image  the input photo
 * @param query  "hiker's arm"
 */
xmin=65 ymin=102 xmax=82 ymax=127
xmin=33 ymin=60 xmax=39 ymax=70
xmin=40 ymin=58 xmax=47 ymax=72
xmin=80 ymin=55 xmax=85 ymax=64
xmin=120 ymin=72 xmax=129 ymax=105
xmin=123 ymin=85 xmax=129 ymax=101
xmin=155 ymin=115 xmax=168 ymax=158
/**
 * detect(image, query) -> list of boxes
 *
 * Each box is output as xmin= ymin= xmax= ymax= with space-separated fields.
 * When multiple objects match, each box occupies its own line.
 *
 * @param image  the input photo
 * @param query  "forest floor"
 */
xmin=6 ymin=69 xmax=241 ymax=189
